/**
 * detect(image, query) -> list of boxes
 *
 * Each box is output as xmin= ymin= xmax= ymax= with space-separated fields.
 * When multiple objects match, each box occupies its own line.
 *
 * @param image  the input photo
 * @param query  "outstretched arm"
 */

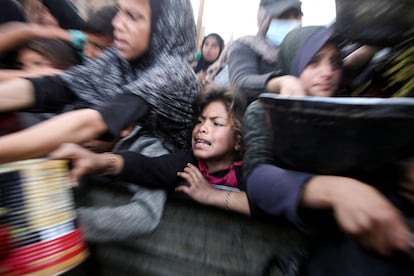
xmin=0 ymin=78 xmax=36 ymax=111
xmin=247 ymin=164 xmax=412 ymax=256
xmin=0 ymin=68 xmax=62 ymax=82
xmin=49 ymin=143 xmax=124 ymax=182
xmin=343 ymin=45 xmax=381 ymax=76
xmin=0 ymin=109 xmax=107 ymax=164
xmin=0 ymin=22 xmax=71 ymax=53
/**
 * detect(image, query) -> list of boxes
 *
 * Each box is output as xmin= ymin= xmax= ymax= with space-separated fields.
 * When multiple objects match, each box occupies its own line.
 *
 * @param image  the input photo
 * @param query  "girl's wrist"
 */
xmin=224 ymin=191 xmax=232 ymax=211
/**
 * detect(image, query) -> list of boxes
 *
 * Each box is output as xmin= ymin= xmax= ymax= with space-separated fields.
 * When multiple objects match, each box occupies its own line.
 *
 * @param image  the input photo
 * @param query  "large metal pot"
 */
xmin=259 ymin=94 xmax=414 ymax=187
xmin=335 ymin=0 xmax=414 ymax=46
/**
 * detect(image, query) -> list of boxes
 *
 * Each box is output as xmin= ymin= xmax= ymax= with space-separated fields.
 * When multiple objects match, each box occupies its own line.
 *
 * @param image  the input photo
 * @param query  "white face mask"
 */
xmin=265 ymin=19 xmax=301 ymax=46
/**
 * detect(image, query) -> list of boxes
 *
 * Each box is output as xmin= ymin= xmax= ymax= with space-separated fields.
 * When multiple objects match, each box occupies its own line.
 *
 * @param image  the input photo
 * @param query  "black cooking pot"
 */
xmin=335 ymin=0 xmax=414 ymax=46
xmin=259 ymin=93 xmax=414 ymax=178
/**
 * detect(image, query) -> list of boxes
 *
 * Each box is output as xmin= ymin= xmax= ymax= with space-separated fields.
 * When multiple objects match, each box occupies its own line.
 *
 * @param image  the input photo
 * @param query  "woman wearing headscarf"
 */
xmin=0 ymin=0 xmax=201 ymax=241
xmin=244 ymin=26 xmax=413 ymax=275
xmin=192 ymin=33 xmax=224 ymax=84
xmin=227 ymin=0 xmax=303 ymax=103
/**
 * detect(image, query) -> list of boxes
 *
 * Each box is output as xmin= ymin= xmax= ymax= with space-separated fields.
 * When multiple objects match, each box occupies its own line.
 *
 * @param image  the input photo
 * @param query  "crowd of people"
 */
xmin=0 ymin=0 xmax=413 ymax=275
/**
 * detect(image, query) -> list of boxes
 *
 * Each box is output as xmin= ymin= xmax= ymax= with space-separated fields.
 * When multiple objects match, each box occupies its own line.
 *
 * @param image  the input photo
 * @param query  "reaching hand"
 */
xmin=175 ymin=163 xmax=217 ymax=204
xmin=333 ymin=180 xmax=411 ymax=256
xmin=49 ymin=143 xmax=103 ymax=182
xmin=266 ymin=75 xmax=307 ymax=96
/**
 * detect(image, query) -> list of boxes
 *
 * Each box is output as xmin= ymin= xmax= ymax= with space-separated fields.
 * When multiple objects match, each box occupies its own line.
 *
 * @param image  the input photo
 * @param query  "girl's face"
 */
xmin=83 ymin=33 xmax=113 ymax=60
xmin=202 ymin=36 xmax=221 ymax=63
xmin=17 ymin=49 xmax=53 ymax=71
xmin=192 ymin=101 xmax=240 ymax=171
xmin=112 ymin=0 xmax=152 ymax=60
xmin=300 ymin=43 xmax=342 ymax=97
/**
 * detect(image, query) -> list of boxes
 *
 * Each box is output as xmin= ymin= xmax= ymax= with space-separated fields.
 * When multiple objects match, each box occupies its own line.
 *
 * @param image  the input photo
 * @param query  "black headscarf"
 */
xmin=0 ymin=0 xmax=26 ymax=24
xmin=60 ymin=0 xmax=201 ymax=151
xmin=193 ymin=33 xmax=224 ymax=73
xmin=42 ymin=0 xmax=85 ymax=29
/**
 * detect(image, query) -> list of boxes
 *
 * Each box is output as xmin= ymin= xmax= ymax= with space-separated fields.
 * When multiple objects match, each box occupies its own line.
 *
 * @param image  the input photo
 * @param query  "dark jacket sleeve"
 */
xmin=29 ymin=76 xmax=150 ymax=141
xmin=117 ymin=151 xmax=197 ymax=190
xmin=94 ymin=93 xmax=150 ymax=140
xmin=28 ymin=76 xmax=77 ymax=112
xmin=246 ymin=164 xmax=315 ymax=230
xmin=228 ymin=42 xmax=281 ymax=103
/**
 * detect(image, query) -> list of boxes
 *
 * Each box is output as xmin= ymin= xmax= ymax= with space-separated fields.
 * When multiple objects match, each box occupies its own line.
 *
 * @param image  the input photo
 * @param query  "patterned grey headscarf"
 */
xmin=59 ymin=0 xmax=201 ymax=151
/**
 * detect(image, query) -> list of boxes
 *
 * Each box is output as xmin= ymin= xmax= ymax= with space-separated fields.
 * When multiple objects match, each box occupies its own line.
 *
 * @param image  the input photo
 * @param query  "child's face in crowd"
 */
xmin=17 ymin=49 xmax=52 ymax=71
xmin=202 ymin=36 xmax=221 ymax=63
xmin=192 ymin=101 xmax=240 ymax=168
xmin=112 ymin=0 xmax=151 ymax=60
xmin=83 ymin=33 xmax=113 ymax=59
xmin=300 ymin=43 xmax=342 ymax=97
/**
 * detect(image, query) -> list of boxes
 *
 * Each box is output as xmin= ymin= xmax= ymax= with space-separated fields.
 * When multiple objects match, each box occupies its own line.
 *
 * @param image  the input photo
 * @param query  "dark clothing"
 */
xmin=243 ymin=98 xmax=414 ymax=275
xmin=30 ymin=76 xmax=77 ymax=112
xmin=242 ymin=100 xmax=316 ymax=225
xmin=58 ymin=47 xmax=200 ymax=151
xmin=0 ymin=113 xmax=22 ymax=136
xmin=193 ymin=59 xmax=213 ymax=74
xmin=0 ymin=0 xmax=26 ymax=24
xmin=247 ymin=164 xmax=313 ymax=228
xmin=29 ymin=76 xmax=150 ymax=141
xmin=228 ymin=41 xmax=281 ymax=103
xmin=118 ymin=150 xmax=245 ymax=191
xmin=302 ymin=228 xmax=414 ymax=276
xmin=42 ymin=0 xmax=85 ymax=30
xmin=0 ymin=0 xmax=26 ymax=69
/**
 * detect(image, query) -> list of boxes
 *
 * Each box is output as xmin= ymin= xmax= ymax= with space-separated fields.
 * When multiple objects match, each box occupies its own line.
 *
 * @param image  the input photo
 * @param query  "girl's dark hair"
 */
xmin=18 ymin=38 xmax=81 ymax=69
xmin=192 ymin=85 xmax=247 ymax=158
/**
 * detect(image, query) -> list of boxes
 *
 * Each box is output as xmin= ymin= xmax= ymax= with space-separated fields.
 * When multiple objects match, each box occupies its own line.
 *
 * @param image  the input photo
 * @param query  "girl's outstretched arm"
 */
xmin=176 ymin=163 xmax=251 ymax=215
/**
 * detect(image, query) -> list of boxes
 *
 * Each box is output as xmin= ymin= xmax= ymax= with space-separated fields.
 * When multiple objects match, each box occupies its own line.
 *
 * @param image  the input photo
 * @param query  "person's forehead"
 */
xmin=205 ymin=36 xmax=220 ymax=44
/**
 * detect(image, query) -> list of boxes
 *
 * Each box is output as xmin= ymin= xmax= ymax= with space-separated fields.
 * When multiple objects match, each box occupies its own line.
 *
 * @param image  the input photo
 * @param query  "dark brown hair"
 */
xmin=18 ymin=38 xmax=81 ymax=69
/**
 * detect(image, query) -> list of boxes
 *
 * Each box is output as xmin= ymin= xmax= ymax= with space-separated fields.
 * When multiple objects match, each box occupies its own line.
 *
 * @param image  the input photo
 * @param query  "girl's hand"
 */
xmin=49 ymin=143 xmax=103 ymax=182
xmin=176 ymin=163 xmax=217 ymax=204
xmin=176 ymin=163 xmax=251 ymax=215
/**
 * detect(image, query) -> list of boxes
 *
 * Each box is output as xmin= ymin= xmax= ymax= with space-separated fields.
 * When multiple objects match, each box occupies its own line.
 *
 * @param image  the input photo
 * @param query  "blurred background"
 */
xmin=190 ymin=0 xmax=336 ymax=44
xmin=72 ymin=0 xmax=336 ymax=48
